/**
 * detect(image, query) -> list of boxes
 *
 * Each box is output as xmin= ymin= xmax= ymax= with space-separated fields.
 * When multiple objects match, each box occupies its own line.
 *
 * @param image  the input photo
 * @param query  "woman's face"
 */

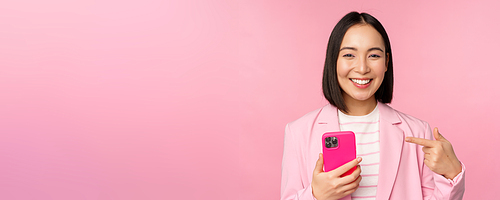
xmin=337 ymin=24 xmax=388 ymax=104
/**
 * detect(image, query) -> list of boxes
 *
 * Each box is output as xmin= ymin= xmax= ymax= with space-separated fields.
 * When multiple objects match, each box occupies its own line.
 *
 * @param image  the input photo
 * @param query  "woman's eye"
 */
xmin=369 ymin=54 xmax=381 ymax=58
xmin=343 ymin=54 xmax=354 ymax=58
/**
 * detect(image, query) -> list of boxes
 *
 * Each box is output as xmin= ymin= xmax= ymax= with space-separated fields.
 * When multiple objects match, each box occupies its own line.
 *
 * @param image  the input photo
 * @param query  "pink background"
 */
xmin=1 ymin=0 xmax=498 ymax=199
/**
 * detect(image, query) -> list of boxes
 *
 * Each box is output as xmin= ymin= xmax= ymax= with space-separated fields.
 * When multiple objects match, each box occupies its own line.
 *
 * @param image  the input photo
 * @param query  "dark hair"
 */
xmin=322 ymin=12 xmax=393 ymax=113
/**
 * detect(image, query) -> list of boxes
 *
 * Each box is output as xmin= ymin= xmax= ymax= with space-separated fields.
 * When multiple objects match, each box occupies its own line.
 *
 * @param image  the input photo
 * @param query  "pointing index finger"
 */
xmin=405 ymin=137 xmax=434 ymax=147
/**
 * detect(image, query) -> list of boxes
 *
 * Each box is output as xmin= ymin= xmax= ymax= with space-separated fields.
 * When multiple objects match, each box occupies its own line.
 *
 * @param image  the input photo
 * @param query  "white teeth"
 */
xmin=351 ymin=79 xmax=371 ymax=85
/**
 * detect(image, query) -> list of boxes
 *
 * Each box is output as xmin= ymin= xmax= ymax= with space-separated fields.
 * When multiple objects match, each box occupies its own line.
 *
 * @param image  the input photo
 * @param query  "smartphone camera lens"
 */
xmin=325 ymin=137 xmax=339 ymax=148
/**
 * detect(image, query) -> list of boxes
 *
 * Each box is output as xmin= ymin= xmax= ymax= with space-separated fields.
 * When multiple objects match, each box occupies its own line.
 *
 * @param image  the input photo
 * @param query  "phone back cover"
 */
xmin=322 ymin=131 xmax=356 ymax=174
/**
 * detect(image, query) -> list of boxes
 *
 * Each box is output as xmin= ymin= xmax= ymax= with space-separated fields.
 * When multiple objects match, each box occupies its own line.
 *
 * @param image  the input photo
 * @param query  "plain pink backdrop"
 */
xmin=0 ymin=0 xmax=498 ymax=199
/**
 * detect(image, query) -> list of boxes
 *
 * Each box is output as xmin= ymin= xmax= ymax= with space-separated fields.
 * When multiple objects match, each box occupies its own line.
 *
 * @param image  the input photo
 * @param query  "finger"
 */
xmin=422 ymin=146 xmax=432 ymax=154
xmin=433 ymin=127 xmax=447 ymax=141
xmin=405 ymin=137 xmax=435 ymax=147
xmin=355 ymin=174 xmax=362 ymax=184
xmin=344 ymin=188 xmax=357 ymax=196
xmin=424 ymin=153 xmax=435 ymax=162
xmin=341 ymin=165 xmax=362 ymax=183
xmin=423 ymin=158 xmax=436 ymax=170
xmin=314 ymin=153 xmax=324 ymax=174
xmin=331 ymin=157 xmax=362 ymax=176
xmin=343 ymin=175 xmax=362 ymax=193
xmin=352 ymin=165 xmax=362 ymax=177
xmin=344 ymin=184 xmax=359 ymax=196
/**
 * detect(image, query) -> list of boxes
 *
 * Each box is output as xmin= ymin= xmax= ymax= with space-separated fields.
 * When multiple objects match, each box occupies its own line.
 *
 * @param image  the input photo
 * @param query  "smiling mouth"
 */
xmin=350 ymin=78 xmax=372 ymax=85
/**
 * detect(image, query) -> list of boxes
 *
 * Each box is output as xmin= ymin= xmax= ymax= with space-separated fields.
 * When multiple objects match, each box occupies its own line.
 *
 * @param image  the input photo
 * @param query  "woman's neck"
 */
xmin=341 ymin=95 xmax=378 ymax=116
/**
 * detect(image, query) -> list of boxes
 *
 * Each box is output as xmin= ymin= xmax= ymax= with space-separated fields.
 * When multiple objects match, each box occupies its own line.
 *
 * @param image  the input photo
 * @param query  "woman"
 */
xmin=281 ymin=12 xmax=465 ymax=200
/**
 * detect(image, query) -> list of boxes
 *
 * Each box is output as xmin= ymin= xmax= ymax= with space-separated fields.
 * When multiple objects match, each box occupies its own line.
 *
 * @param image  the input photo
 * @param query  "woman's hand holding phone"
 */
xmin=311 ymin=153 xmax=362 ymax=200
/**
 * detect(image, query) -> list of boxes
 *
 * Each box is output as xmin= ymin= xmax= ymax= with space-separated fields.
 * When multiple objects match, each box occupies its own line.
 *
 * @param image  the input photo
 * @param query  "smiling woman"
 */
xmin=281 ymin=12 xmax=465 ymax=200
xmin=322 ymin=13 xmax=394 ymax=117
xmin=336 ymin=24 xmax=388 ymax=116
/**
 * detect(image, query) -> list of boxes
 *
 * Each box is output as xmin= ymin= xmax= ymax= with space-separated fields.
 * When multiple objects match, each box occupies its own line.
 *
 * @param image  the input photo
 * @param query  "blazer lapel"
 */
xmin=376 ymin=102 xmax=404 ymax=200
xmin=316 ymin=104 xmax=340 ymax=132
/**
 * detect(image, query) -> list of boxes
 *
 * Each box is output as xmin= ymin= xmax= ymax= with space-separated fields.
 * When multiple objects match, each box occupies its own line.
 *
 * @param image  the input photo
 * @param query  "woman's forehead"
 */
xmin=340 ymin=24 xmax=385 ymax=51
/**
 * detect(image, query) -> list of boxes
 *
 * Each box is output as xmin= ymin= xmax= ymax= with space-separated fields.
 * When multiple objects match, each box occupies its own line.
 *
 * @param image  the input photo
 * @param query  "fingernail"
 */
xmin=357 ymin=157 xmax=362 ymax=162
xmin=405 ymin=138 xmax=411 ymax=142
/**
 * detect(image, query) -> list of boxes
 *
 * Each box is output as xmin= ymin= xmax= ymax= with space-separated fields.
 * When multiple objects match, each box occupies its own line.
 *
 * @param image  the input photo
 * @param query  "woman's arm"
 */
xmin=281 ymin=124 xmax=317 ymax=200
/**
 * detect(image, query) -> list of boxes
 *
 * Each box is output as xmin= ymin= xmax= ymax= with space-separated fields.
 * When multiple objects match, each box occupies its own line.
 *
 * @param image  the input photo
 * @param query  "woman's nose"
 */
xmin=354 ymin=57 xmax=370 ymax=74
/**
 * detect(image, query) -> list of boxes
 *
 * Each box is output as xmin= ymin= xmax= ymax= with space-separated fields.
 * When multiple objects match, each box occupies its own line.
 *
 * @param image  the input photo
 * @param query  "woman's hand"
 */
xmin=405 ymin=127 xmax=462 ymax=179
xmin=311 ymin=154 xmax=362 ymax=200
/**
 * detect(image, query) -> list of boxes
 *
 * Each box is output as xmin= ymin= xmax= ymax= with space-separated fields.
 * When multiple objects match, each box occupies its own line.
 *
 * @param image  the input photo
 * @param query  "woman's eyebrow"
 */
xmin=368 ymin=47 xmax=384 ymax=52
xmin=339 ymin=47 xmax=357 ymax=51
xmin=339 ymin=47 xmax=384 ymax=52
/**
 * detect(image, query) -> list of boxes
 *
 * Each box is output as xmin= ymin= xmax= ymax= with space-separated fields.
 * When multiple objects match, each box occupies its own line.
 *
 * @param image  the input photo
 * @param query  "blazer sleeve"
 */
xmin=421 ymin=123 xmax=466 ymax=200
xmin=281 ymin=124 xmax=317 ymax=200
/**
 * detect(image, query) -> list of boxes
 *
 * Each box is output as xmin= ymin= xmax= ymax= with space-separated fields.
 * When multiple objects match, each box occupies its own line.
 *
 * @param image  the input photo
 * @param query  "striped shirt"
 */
xmin=338 ymin=105 xmax=380 ymax=200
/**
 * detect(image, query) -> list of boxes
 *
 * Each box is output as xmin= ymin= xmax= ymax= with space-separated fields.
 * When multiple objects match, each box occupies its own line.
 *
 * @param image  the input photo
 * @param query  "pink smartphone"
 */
xmin=322 ymin=131 xmax=357 ymax=176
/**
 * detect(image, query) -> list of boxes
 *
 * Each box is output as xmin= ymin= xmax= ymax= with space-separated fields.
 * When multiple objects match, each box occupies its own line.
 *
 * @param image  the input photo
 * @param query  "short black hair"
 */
xmin=322 ymin=12 xmax=394 ymax=113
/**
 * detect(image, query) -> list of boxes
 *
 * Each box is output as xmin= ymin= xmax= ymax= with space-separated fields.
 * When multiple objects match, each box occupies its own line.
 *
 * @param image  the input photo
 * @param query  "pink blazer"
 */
xmin=281 ymin=102 xmax=465 ymax=200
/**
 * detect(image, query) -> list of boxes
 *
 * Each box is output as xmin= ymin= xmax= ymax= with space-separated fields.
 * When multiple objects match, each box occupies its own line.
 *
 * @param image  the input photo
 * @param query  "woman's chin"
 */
xmin=348 ymin=94 xmax=376 ymax=102
xmin=342 ymin=91 xmax=376 ymax=103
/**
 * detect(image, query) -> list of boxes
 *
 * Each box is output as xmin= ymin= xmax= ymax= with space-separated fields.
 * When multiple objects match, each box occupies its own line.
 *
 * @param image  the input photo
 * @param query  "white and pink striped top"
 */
xmin=338 ymin=105 xmax=380 ymax=200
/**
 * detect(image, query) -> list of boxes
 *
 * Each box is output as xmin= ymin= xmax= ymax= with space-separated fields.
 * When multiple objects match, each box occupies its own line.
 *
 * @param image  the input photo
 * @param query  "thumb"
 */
xmin=433 ymin=127 xmax=446 ymax=141
xmin=314 ymin=153 xmax=324 ymax=174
